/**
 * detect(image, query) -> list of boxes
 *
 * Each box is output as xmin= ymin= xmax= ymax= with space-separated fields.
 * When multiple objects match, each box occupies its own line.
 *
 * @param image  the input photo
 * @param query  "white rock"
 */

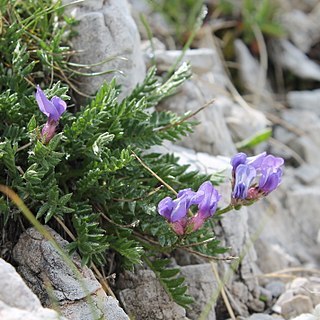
xmin=0 ymin=301 xmax=67 ymax=320
xmin=291 ymin=314 xmax=317 ymax=320
xmin=180 ymin=264 xmax=218 ymax=320
xmin=294 ymin=164 xmax=320 ymax=185
xmin=256 ymin=241 xmax=300 ymax=274
xmin=274 ymin=110 xmax=320 ymax=165
xmin=271 ymin=39 xmax=320 ymax=81
xmin=62 ymin=0 xmax=146 ymax=99
xmin=147 ymin=49 xmax=217 ymax=75
xmin=248 ymin=174 xmax=320 ymax=271
xmin=277 ymin=0 xmax=320 ymax=12
xmin=313 ymin=304 xmax=320 ymax=317
xmin=281 ymin=295 xmax=313 ymax=319
xmin=281 ymin=10 xmax=320 ymax=52
xmin=158 ymin=80 xmax=237 ymax=156
xmin=225 ymin=102 xmax=270 ymax=142
xmin=118 ymin=269 xmax=187 ymax=320
xmin=13 ymin=228 xmax=129 ymax=320
xmin=287 ymin=90 xmax=320 ymax=115
xmin=248 ymin=314 xmax=278 ymax=320
xmin=266 ymin=281 xmax=286 ymax=298
xmin=0 ymin=258 xmax=67 ymax=320
xmin=234 ymin=39 xmax=271 ymax=95
xmin=289 ymin=277 xmax=309 ymax=292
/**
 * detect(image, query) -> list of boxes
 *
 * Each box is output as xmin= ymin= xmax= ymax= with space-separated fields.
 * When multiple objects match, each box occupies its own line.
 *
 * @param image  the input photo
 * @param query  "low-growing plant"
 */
xmin=0 ymin=0 xmax=284 ymax=311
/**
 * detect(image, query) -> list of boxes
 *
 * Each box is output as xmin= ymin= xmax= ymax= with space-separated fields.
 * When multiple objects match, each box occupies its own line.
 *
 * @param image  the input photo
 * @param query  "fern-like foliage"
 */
xmin=0 ymin=0 xmax=229 ymax=311
xmin=144 ymin=256 xmax=194 ymax=309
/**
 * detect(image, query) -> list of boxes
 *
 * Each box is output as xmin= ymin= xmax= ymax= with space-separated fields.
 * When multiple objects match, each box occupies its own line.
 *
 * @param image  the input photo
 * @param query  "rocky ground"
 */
xmin=1 ymin=0 xmax=320 ymax=319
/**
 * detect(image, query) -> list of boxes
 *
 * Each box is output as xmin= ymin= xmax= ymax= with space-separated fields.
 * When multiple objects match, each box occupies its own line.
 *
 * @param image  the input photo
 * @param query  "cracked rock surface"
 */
xmin=13 ymin=227 xmax=129 ymax=320
xmin=0 ymin=257 xmax=67 ymax=320
xmin=62 ymin=0 xmax=146 ymax=100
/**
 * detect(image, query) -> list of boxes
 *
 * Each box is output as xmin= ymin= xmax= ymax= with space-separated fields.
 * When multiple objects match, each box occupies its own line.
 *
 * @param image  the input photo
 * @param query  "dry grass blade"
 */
xmin=154 ymin=98 xmax=216 ymax=132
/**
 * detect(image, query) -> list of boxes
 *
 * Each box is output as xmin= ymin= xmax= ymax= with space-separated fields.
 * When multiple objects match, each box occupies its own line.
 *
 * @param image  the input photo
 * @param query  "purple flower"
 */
xmin=157 ymin=181 xmax=221 ymax=235
xmin=35 ymin=85 xmax=67 ymax=143
xmin=231 ymin=152 xmax=284 ymax=205
xmin=190 ymin=181 xmax=221 ymax=231
xmin=232 ymin=164 xmax=256 ymax=199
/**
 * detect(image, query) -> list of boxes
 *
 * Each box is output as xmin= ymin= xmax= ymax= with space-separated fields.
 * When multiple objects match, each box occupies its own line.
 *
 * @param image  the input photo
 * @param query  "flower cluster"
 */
xmin=231 ymin=152 xmax=284 ymax=205
xmin=35 ymin=86 xmax=67 ymax=143
xmin=157 ymin=152 xmax=284 ymax=235
xmin=158 ymin=181 xmax=221 ymax=235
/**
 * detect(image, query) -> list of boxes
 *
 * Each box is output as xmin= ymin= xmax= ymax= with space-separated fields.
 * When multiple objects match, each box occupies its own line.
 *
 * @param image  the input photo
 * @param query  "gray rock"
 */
xmin=13 ymin=227 xmax=129 ymax=320
xmin=118 ymin=269 xmax=188 ymax=320
xmin=287 ymin=277 xmax=320 ymax=307
xmin=234 ymin=39 xmax=271 ymax=96
xmin=180 ymin=264 xmax=218 ymax=320
xmin=249 ymin=176 xmax=320 ymax=268
xmin=278 ymin=0 xmax=319 ymax=12
xmin=265 ymin=281 xmax=286 ymax=298
xmin=225 ymin=102 xmax=270 ymax=142
xmin=274 ymin=110 xmax=320 ymax=165
xmin=62 ymin=0 xmax=146 ymax=99
xmin=294 ymin=164 xmax=320 ymax=185
xmin=0 ymin=258 xmax=67 ymax=320
xmin=147 ymin=49 xmax=217 ymax=75
xmin=281 ymin=10 xmax=320 ymax=53
xmin=247 ymin=314 xmax=277 ymax=320
xmin=291 ymin=314 xmax=317 ymax=320
xmin=281 ymin=295 xmax=313 ymax=319
xmin=259 ymin=287 xmax=273 ymax=304
xmin=158 ymin=79 xmax=237 ymax=156
xmin=271 ymin=39 xmax=320 ymax=81
xmin=287 ymin=90 xmax=320 ymax=116
xmin=254 ymin=240 xmax=299 ymax=274
xmin=313 ymin=304 xmax=320 ymax=317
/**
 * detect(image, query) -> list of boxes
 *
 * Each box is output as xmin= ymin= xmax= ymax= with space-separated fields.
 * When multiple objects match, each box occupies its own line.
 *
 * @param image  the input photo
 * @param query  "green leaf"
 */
xmin=27 ymin=115 xmax=37 ymax=132
xmin=145 ymin=257 xmax=193 ymax=308
xmin=235 ymin=128 xmax=272 ymax=150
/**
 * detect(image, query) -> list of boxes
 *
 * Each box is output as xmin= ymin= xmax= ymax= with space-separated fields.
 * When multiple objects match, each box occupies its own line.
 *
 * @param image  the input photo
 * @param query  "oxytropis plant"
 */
xmin=0 ymin=0 xmax=284 ymax=310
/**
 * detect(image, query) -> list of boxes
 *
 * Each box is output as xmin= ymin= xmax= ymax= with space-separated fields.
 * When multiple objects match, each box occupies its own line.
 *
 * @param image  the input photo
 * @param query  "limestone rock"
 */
xmin=248 ymin=176 xmax=320 ymax=268
xmin=0 ymin=258 xmax=67 ymax=320
xmin=281 ymin=295 xmax=313 ymax=319
xmin=62 ymin=0 xmax=146 ymax=99
xmin=180 ymin=264 xmax=218 ymax=320
xmin=274 ymin=110 xmax=320 ymax=165
xmin=248 ymin=314 xmax=281 ymax=320
xmin=117 ymin=269 xmax=188 ymax=320
xmin=254 ymin=240 xmax=299 ymax=274
xmin=13 ymin=227 xmax=129 ymax=320
xmin=234 ymin=39 xmax=271 ymax=96
xmin=294 ymin=164 xmax=320 ymax=186
xmin=271 ymin=39 xmax=320 ymax=81
xmin=146 ymin=49 xmax=217 ymax=75
xmin=273 ymin=278 xmax=320 ymax=318
xmin=278 ymin=0 xmax=319 ymax=12
xmin=158 ymin=80 xmax=237 ymax=156
xmin=265 ymin=281 xmax=286 ymax=299
xmin=281 ymin=10 xmax=320 ymax=52
xmin=287 ymin=90 xmax=320 ymax=116
xmin=291 ymin=314 xmax=317 ymax=320
xmin=225 ymin=102 xmax=270 ymax=142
